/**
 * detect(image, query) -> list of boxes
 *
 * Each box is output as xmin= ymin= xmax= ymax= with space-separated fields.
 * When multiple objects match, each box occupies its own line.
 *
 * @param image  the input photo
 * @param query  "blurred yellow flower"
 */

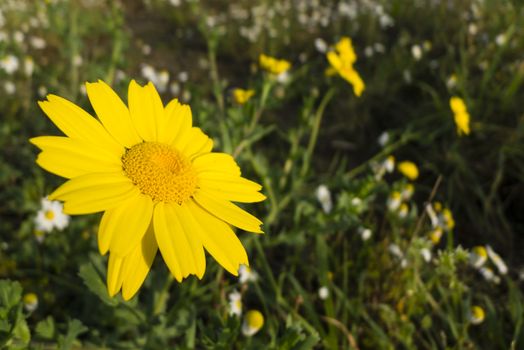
xmin=470 ymin=246 xmax=488 ymax=268
xmin=441 ymin=208 xmax=455 ymax=230
xmin=470 ymin=305 xmax=485 ymax=325
xmin=242 ymin=310 xmax=264 ymax=336
xmin=397 ymin=161 xmax=419 ymax=180
xmin=259 ymin=54 xmax=291 ymax=75
xmin=327 ymin=37 xmax=364 ymax=96
xmin=31 ymin=79 xmax=265 ymax=300
xmin=429 ymin=228 xmax=443 ymax=244
xmin=232 ymin=88 xmax=255 ymax=105
xmin=23 ymin=293 xmax=38 ymax=312
xmin=449 ymin=96 xmax=471 ymax=136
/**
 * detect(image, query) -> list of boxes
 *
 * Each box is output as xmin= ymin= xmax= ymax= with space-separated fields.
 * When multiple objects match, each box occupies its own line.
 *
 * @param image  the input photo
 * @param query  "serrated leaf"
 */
xmin=35 ymin=316 xmax=55 ymax=340
xmin=78 ymin=262 xmax=118 ymax=306
xmin=57 ymin=319 xmax=88 ymax=350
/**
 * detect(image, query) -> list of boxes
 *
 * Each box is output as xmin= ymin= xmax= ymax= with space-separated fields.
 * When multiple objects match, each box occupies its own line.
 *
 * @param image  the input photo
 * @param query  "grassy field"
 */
xmin=1 ymin=0 xmax=524 ymax=349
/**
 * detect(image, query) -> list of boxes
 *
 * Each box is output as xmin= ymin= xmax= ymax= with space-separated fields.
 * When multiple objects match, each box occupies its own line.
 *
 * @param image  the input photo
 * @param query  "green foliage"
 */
xmin=1 ymin=0 xmax=524 ymax=349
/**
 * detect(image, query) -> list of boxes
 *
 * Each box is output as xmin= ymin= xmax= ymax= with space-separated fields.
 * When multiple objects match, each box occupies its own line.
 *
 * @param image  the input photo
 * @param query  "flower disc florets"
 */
xmin=122 ymin=142 xmax=197 ymax=203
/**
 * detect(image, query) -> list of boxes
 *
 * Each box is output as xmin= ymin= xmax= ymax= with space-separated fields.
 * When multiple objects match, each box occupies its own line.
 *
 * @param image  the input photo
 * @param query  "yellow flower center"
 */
xmin=45 ymin=210 xmax=55 ymax=220
xmin=122 ymin=142 xmax=198 ymax=203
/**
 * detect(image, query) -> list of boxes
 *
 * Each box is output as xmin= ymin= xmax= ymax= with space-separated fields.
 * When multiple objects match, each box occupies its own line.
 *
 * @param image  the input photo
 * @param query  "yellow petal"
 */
xmin=38 ymin=95 xmax=121 ymax=154
xmin=121 ymin=225 xmax=158 ymax=300
xmin=179 ymin=127 xmax=213 ymax=159
xmin=107 ymin=254 xmax=125 ymax=297
xmin=187 ymin=200 xmax=248 ymax=275
xmin=192 ymin=153 xmax=241 ymax=176
xmin=193 ymin=191 xmax=263 ymax=233
xmin=326 ymin=51 xmax=343 ymax=71
xmin=199 ymin=187 xmax=266 ymax=203
xmin=86 ymin=80 xmax=142 ymax=148
xmin=152 ymin=203 xmax=188 ymax=281
xmin=128 ymin=80 xmax=164 ymax=142
xmin=98 ymin=209 xmax=115 ymax=255
xmin=158 ymin=99 xmax=192 ymax=145
xmin=108 ymin=193 xmax=153 ymax=257
xmin=49 ymin=173 xmax=139 ymax=214
xmin=173 ymin=203 xmax=207 ymax=279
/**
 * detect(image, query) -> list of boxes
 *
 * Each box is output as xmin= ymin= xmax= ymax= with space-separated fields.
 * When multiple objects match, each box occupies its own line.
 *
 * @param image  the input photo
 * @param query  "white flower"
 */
xmin=468 ymin=23 xmax=478 ymax=36
xmin=242 ymin=310 xmax=264 ymax=336
xmin=403 ymin=69 xmax=412 ymax=83
xmin=141 ymin=64 xmax=156 ymax=82
xmin=388 ymin=243 xmax=403 ymax=259
xmin=318 ymin=286 xmax=329 ymax=300
xmin=425 ymin=203 xmax=439 ymax=228
xmin=4 ymin=81 xmax=15 ymax=95
xmin=141 ymin=44 xmax=151 ymax=55
xmin=446 ymin=74 xmax=457 ymax=89
xmin=469 ymin=246 xmax=488 ymax=269
xmin=30 ymin=36 xmax=46 ymax=49
xmin=276 ymin=71 xmax=290 ymax=84
xmin=411 ymin=45 xmax=422 ymax=61
xmin=13 ymin=31 xmax=24 ymax=44
xmin=358 ymin=227 xmax=372 ymax=241
xmin=34 ymin=198 xmax=70 ymax=233
xmin=177 ymin=71 xmax=189 ymax=83
xmin=374 ymin=43 xmax=385 ymax=53
xmin=23 ymin=293 xmax=38 ymax=312
xmin=421 ymin=248 xmax=432 ymax=262
xmin=378 ymin=131 xmax=390 ymax=146
xmin=72 ymin=54 xmax=83 ymax=67
xmin=364 ymin=46 xmax=374 ymax=57
xmin=486 ymin=245 xmax=508 ymax=275
xmin=0 ymin=55 xmax=19 ymax=74
xmin=315 ymin=184 xmax=332 ymax=214
xmin=37 ymin=85 xmax=47 ymax=97
xmin=228 ymin=290 xmax=242 ymax=316
xmin=238 ymin=264 xmax=258 ymax=284
xmin=495 ymin=33 xmax=507 ymax=46
xmin=401 ymin=184 xmax=414 ymax=201
xmin=479 ymin=266 xmax=500 ymax=284
xmin=379 ymin=14 xmax=394 ymax=28
xmin=398 ymin=203 xmax=409 ymax=218
xmin=156 ymin=70 xmax=170 ymax=93
xmin=314 ymin=38 xmax=327 ymax=53
xmin=384 ymin=156 xmax=395 ymax=173
xmin=387 ymin=192 xmax=402 ymax=211
xmin=169 ymin=0 xmax=181 ymax=6
xmin=170 ymin=81 xmax=181 ymax=96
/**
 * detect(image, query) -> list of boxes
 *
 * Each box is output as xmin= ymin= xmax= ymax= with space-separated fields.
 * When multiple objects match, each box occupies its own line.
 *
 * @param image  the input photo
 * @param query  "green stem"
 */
xmin=153 ymin=273 xmax=174 ymax=316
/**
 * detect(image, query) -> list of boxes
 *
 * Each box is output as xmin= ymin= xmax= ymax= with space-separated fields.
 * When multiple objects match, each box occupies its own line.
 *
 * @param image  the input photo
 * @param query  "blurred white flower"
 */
xmin=30 ymin=36 xmax=46 ymax=49
xmin=228 ymin=290 xmax=242 ymax=316
xmin=378 ymin=131 xmax=390 ymax=146
xmin=469 ymin=246 xmax=488 ymax=269
xmin=315 ymin=184 xmax=332 ymax=214
xmin=37 ymin=85 xmax=47 ymax=98
xmin=374 ymin=43 xmax=385 ymax=53
xmin=387 ymin=191 xmax=401 ymax=211
xmin=238 ymin=264 xmax=258 ymax=284
xmin=388 ymin=243 xmax=404 ymax=259
xmin=142 ymin=44 xmax=152 ymax=55
xmin=358 ymin=227 xmax=372 ymax=241
xmin=24 ymin=56 xmax=34 ymax=77
xmin=379 ymin=14 xmax=394 ymax=28
xmin=421 ymin=248 xmax=432 ymax=262
xmin=364 ymin=46 xmax=374 ymax=57
xmin=23 ymin=293 xmax=38 ymax=312
xmin=479 ymin=266 xmax=501 ymax=284
xmin=177 ymin=71 xmax=189 ymax=83
xmin=156 ymin=70 xmax=170 ymax=93
xmin=4 ymin=81 xmax=15 ymax=95
xmin=169 ymin=0 xmax=181 ymax=6
xmin=398 ymin=203 xmax=409 ymax=218
xmin=425 ymin=203 xmax=439 ymax=228
xmin=486 ymin=245 xmax=508 ymax=275
xmin=495 ymin=33 xmax=507 ymax=46
xmin=446 ymin=74 xmax=457 ymax=89
xmin=13 ymin=31 xmax=24 ymax=44
xmin=403 ymin=69 xmax=412 ymax=83
xmin=72 ymin=54 xmax=83 ymax=67
xmin=468 ymin=23 xmax=478 ymax=36
xmin=170 ymin=81 xmax=181 ymax=96
xmin=318 ymin=286 xmax=329 ymax=300
xmin=0 ymin=55 xmax=19 ymax=74
xmin=411 ymin=45 xmax=422 ymax=61
xmin=35 ymin=198 xmax=70 ymax=233
xmin=314 ymin=38 xmax=327 ymax=53
xmin=242 ymin=310 xmax=264 ymax=336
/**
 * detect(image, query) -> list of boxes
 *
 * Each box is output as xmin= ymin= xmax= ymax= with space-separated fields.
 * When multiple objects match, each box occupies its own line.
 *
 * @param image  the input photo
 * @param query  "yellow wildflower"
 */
xmin=326 ymin=37 xmax=364 ymax=96
xmin=259 ymin=54 xmax=291 ymax=75
xmin=397 ymin=161 xmax=419 ymax=180
xmin=470 ymin=305 xmax=485 ymax=325
xmin=242 ymin=310 xmax=264 ymax=336
xmin=232 ymin=88 xmax=255 ymax=105
xmin=449 ymin=96 xmax=471 ymax=136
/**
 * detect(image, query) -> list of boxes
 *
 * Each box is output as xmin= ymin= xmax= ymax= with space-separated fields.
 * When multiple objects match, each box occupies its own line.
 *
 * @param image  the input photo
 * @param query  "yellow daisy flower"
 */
xmin=326 ymin=37 xmax=365 ymax=97
xmin=259 ymin=54 xmax=291 ymax=75
xmin=469 ymin=305 xmax=485 ymax=325
xmin=449 ymin=96 xmax=471 ymax=136
xmin=397 ymin=161 xmax=419 ymax=180
xmin=31 ymin=80 xmax=265 ymax=300
xmin=232 ymin=88 xmax=255 ymax=105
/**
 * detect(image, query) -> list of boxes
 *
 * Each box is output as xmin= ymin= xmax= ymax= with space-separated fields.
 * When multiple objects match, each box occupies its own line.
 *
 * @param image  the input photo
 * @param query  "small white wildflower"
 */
xmin=403 ymin=69 xmax=412 ymax=83
xmin=364 ymin=46 xmax=374 ymax=58
xmin=13 ymin=31 xmax=24 ymax=44
xmin=425 ymin=203 xmax=439 ymax=228
xmin=30 ymin=36 xmax=46 ymax=49
xmin=384 ymin=156 xmax=395 ymax=173
xmin=351 ymin=197 xmax=362 ymax=207
xmin=142 ymin=44 xmax=151 ymax=55
xmin=170 ymin=81 xmax=181 ymax=96
xmin=401 ymin=184 xmax=414 ymax=201
xmin=479 ymin=266 xmax=501 ymax=284
xmin=446 ymin=74 xmax=457 ymax=89
xmin=181 ymin=90 xmax=191 ymax=102
xmin=72 ymin=54 xmax=83 ymax=67
xmin=468 ymin=23 xmax=478 ymax=36
xmin=37 ymin=85 xmax=47 ymax=98
xmin=276 ymin=71 xmax=290 ymax=84
xmin=398 ymin=203 xmax=409 ymax=218
xmin=387 ymin=192 xmax=402 ymax=212
xmin=315 ymin=185 xmax=333 ymax=214
xmin=469 ymin=246 xmax=488 ymax=269
xmin=495 ymin=33 xmax=507 ymax=46
xmin=378 ymin=131 xmax=390 ymax=146
xmin=228 ymin=290 xmax=242 ymax=316
xmin=314 ymin=38 xmax=327 ymax=53
xmin=23 ymin=293 xmax=38 ymax=312
xmin=0 ymin=55 xmax=19 ymax=74
xmin=177 ymin=71 xmax=189 ymax=83
xmin=421 ymin=248 xmax=432 ymax=262
xmin=379 ymin=14 xmax=394 ymax=28
xmin=35 ymin=198 xmax=70 ymax=233
xmin=388 ymin=243 xmax=404 ymax=259
xmin=169 ymin=0 xmax=181 ymax=6
xmin=79 ymin=84 xmax=87 ymax=96
xmin=411 ymin=45 xmax=422 ymax=61
xmin=374 ymin=43 xmax=385 ymax=53
xmin=238 ymin=264 xmax=258 ymax=284
xmin=486 ymin=245 xmax=508 ymax=275
xmin=242 ymin=310 xmax=264 ymax=336
xmin=156 ymin=70 xmax=170 ymax=93
xmin=318 ymin=286 xmax=329 ymax=300
xmin=358 ymin=227 xmax=372 ymax=241
xmin=4 ymin=81 xmax=15 ymax=95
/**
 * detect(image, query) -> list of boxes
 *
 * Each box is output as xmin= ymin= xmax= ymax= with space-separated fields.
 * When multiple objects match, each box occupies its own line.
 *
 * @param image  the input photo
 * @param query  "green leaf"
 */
xmin=57 ymin=319 xmax=88 ymax=350
xmin=35 ymin=316 xmax=56 ymax=340
xmin=78 ymin=262 xmax=119 ymax=306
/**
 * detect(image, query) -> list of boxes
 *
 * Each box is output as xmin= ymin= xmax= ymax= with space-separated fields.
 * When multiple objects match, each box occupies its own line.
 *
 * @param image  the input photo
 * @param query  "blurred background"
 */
xmin=1 ymin=0 xmax=524 ymax=348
